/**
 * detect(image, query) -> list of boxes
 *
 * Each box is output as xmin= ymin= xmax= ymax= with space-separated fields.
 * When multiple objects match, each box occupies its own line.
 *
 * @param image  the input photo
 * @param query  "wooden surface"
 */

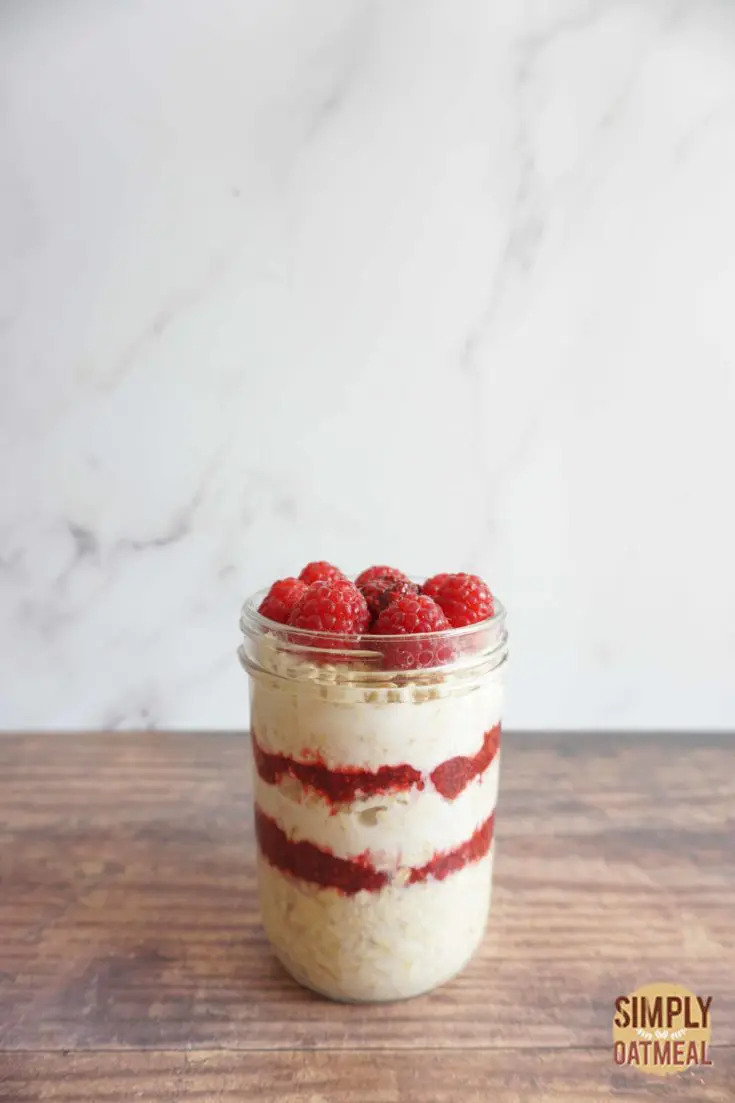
xmin=0 ymin=732 xmax=733 ymax=1102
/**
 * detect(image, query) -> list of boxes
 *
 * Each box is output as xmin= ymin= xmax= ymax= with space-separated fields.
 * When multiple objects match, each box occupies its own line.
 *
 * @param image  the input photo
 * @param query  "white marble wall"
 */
xmin=1 ymin=0 xmax=734 ymax=732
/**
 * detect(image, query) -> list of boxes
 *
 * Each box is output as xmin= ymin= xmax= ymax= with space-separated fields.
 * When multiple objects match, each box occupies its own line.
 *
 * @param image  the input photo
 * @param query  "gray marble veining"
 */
xmin=1 ymin=0 xmax=734 ymax=731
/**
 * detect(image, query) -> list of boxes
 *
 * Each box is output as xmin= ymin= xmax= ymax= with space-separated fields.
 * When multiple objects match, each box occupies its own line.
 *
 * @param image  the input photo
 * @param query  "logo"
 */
xmin=613 ymin=982 xmax=713 ymax=1077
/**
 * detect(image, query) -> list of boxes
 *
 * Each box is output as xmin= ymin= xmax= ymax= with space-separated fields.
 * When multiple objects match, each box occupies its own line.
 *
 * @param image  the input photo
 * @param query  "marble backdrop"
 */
xmin=1 ymin=0 xmax=734 ymax=732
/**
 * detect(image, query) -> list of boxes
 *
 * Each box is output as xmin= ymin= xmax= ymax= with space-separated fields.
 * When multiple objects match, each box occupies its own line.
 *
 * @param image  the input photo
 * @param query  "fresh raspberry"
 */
xmin=434 ymin=573 xmax=494 ymax=627
xmin=359 ymin=576 xmax=419 ymax=620
xmin=359 ymin=577 xmax=392 ymax=619
xmin=288 ymin=579 xmax=370 ymax=638
xmin=373 ymin=592 xmax=449 ymax=636
xmin=298 ymin=561 xmax=346 ymax=585
xmin=372 ymin=593 xmax=453 ymax=670
xmin=421 ymin=573 xmax=452 ymax=601
xmin=355 ymin=565 xmax=410 ymax=589
xmin=258 ymin=577 xmax=308 ymax=624
xmin=375 ymin=578 xmax=419 ymax=613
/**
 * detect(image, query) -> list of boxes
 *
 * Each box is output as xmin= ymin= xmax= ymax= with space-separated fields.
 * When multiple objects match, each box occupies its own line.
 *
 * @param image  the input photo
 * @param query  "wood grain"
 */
xmin=0 ymin=732 xmax=733 ymax=1100
xmin=2 ymin=1048 xmax=734 ymax=1103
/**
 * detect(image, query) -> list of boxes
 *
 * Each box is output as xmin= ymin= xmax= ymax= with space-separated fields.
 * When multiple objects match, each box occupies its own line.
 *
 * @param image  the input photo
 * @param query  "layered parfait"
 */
xmin=239 ymin=561 xmax=507 ymax=1002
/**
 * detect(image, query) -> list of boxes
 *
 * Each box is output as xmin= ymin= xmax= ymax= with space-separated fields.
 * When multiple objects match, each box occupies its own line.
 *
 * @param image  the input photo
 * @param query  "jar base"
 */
xmin=257 ymin=849 xmax=494 ymax=1004
xmin=271 ymin=940 xmax=485 ymax=1004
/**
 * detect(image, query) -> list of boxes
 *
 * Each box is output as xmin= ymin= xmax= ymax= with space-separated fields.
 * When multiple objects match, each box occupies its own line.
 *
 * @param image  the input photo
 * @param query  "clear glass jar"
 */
xmin=238 ymin=585 xmax=508 ymax=1003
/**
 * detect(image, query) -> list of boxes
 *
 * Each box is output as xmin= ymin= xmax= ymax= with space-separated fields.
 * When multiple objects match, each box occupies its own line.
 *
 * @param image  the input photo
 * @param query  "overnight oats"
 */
xmin=238 ymin=562 xmax=508 ymax=1002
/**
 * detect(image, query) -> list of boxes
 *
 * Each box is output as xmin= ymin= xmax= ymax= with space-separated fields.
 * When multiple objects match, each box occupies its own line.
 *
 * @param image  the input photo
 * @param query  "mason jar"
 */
xmin=238 ymin=585 xmax=508 ymax=1002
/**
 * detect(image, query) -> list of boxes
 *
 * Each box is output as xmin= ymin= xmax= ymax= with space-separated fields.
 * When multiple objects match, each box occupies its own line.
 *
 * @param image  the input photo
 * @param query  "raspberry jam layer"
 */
xmin=252 ymin=737 xmax=423 ymax=804
xmin=255 ymin=808 xmax=388 ymax=894
xmin=429 ymin=724 xmax=500 ymax=799
xmin=255 ymin=807 xmax=495 ymax=895
xmin=252 ymin=724 xmax=500 ymax=804
xmin=407 ymin=814 xmax=494 ymax=883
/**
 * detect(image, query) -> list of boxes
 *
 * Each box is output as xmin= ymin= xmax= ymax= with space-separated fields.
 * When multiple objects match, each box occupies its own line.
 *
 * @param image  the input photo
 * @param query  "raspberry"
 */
xmin=298 ymin=561 xmax=345 ymax=585
xmin=373 ymin=592 xmax=449 ymax=636
xmin=372 ymin=593 xmax=453 ymax=670
xmin=375 ymin=578 xmax=419 ymax=613
xmin=421 ymin=573 xmax=452 ymax=601
xmin=258 ymin=577 xmax=308 ymax=624
xmin=355 ymin=565 xmax=409 ymax=589
xmin=288 ymin=579 xmax=370 ymax=639
xmin=434 ymin=573 xmax=494 ymax=627
xmin=359 ymin=576 xmax=419 ymax=620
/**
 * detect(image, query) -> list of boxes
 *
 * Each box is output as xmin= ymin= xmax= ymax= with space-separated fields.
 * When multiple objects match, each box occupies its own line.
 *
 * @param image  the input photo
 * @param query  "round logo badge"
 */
xmin=613 ymin=982 xmax=713 ymax=1077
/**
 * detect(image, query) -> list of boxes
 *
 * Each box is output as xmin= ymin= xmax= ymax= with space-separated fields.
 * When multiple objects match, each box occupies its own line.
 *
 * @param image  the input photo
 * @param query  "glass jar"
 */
xmin=238 ymin=585 xmax=508 ymax=1003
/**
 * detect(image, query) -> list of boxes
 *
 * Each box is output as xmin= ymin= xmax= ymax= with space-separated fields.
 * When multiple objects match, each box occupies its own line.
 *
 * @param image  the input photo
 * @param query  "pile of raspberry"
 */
xmin=257 ymin=561 xmax=494 ymax=669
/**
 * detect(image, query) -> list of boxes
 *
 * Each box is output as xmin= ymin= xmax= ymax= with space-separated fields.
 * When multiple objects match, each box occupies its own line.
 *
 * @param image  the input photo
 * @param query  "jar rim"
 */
xmin=239 ymin=584 xmax=507 ymax=645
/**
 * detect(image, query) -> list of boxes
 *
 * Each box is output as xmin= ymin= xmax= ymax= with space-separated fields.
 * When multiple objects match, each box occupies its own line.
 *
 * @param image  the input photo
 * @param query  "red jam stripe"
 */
xmin=252 ymin=724 xmax=500 ymax=805
xmin=252 ymin=735 xmax=422 ymax=804
xmin=255 ymin=807 xmax=494 ymax=895
xmin=255 ymin=807 xmax=389 ymax=895
xmin=429 ymin=724 xmax=501 ymax=800
xmin=407 ymin=813 xmax=494 ymax=884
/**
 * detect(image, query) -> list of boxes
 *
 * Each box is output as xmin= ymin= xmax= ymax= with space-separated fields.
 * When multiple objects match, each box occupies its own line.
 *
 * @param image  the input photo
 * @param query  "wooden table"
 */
xmin=0 ymin=733 xmax=733 ymax=1102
